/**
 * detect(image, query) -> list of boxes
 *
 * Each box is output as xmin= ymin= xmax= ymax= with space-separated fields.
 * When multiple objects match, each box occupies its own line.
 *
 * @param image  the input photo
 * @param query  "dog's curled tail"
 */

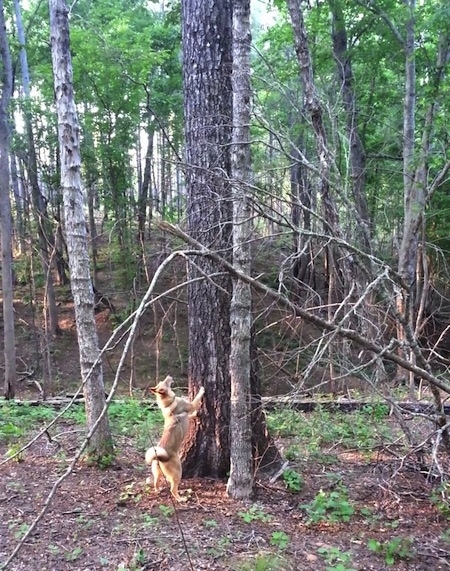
xmin=145 ymin=446 xmax=169 ymax=464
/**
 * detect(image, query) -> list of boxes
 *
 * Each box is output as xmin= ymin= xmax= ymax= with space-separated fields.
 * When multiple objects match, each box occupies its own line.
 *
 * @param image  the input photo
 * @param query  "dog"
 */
xmin=145 ymin=375 xmax=204 ymax=501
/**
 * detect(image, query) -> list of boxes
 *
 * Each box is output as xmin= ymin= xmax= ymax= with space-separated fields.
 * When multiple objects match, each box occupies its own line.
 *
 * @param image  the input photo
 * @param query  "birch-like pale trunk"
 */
xmin=398 ymin=0 xmax=416 ymax=291
xmin=49 ymin=0 xmax=113 ymax=459
xmin=226 ymin=0 xmax=254 ymax=500
xmin=15 ymin=0 xmax=60 ymax=336
xmin=396 ymin=3 xmax=450 ymax=440
xmin=0 ymin=0 xmax=16 ymax=399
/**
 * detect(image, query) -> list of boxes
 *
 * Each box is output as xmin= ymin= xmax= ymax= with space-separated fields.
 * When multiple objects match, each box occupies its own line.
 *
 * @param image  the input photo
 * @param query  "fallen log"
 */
xmin=261 ymin=396 xmax=449 ymax=414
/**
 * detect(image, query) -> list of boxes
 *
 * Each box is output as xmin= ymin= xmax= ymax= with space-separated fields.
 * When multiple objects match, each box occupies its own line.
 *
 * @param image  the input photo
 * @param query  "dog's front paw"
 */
xmin=198 ymin=386 xmax=205 ymax=397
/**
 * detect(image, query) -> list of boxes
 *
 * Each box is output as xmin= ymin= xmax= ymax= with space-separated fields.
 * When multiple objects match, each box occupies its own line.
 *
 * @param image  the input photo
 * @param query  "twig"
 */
xmin=269 ymin=460 xmax=289 ymax=484
xmin=158 ymin=221 xmax=450 ymax=395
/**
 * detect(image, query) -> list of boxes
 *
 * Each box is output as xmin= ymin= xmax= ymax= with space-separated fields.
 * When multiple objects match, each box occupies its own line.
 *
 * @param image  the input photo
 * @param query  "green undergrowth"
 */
xmin=0 ymin=399 xmax=162 ymax=451
xmin=1 ymin=398 xmax=396 ymax=456
xmin=62 ymin=399 xmax=162 ymax=439
xmin=0 ymin=401 xmax=57 ymax=443
xmin=267 ymin=403 xmax=393 ymax=454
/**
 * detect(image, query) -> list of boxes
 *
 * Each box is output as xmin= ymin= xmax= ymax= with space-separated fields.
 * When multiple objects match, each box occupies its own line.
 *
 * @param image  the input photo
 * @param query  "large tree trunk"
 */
xmin=0 ymin=0 xmax=16 ymax=399
xmin=180 ymin=0 xmax=280 ymax=479
xmin=227 ymin=0 xmax=254 ymax=499
xmin=49 ymin=0 xmax=113 ymax=460
xmin=180 ymin=0 xmax=234 ymax=478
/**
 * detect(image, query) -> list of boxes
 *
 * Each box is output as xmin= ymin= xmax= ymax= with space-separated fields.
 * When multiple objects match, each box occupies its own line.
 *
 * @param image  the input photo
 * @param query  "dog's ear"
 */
xmin=163 ymin=375 xmax=174 ymax=387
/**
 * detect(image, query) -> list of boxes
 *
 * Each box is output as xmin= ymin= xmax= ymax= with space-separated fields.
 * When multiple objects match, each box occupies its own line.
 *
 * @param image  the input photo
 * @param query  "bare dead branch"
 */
xmin=159 ymin=221 xmax=450 ymax=396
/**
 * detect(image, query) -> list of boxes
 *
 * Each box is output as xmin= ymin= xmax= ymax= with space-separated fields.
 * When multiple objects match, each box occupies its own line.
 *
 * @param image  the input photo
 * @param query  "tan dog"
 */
xmin=145 ymin=375 xmax=204 ymax=501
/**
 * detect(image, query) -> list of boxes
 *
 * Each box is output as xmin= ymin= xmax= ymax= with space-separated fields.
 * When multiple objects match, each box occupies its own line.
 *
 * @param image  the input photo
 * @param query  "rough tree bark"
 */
xmin=0 ymin=0 xmax=17 ymax=399
xmin=180 ymin=0 xmax=281 ymax=478
xmin=180 ymin=0 xmax=234 ymax=478
xmin=49 ymin=0 xmax=113 ymax=459
xmin=226 ymin=0 xmax=254 ymax=499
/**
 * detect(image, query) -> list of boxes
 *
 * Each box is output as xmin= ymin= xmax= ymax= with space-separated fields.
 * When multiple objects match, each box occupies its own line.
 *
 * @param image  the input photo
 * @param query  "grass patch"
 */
xmin=1 ymin=399 xmax=162 ymax=455
xmin=0 ymin=402 xmax=57 ymax=443
xmin=63 ymin=399 xmax=161 ymax=430
xmin=267 ymin=404 xmax=393 ymax=452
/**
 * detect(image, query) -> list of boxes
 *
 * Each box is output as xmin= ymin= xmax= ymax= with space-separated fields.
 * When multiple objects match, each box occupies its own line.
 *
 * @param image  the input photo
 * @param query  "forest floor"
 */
xmin=1 ymin=406 xmax=450 ymax=570
xmin=2 ymin=243 xmax=450 ymax=570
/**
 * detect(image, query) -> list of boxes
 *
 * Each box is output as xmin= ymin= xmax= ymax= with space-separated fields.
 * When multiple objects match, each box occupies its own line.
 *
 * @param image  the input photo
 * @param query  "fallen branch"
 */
xmin=261 ymin=396 xmax=450 ymax=414
xmin=158 ymin=221 xmax=450 ymax=396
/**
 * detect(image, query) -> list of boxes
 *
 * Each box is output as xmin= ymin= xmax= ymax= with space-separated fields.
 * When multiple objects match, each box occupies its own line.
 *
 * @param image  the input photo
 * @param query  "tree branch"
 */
xmin=159 ymin=221 xmax=450 ymax=396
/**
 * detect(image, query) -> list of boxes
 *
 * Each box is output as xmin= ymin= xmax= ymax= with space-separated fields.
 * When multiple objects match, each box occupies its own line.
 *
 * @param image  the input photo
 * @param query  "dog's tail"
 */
xmin=145 ymin=446 xmax=170 ymax=464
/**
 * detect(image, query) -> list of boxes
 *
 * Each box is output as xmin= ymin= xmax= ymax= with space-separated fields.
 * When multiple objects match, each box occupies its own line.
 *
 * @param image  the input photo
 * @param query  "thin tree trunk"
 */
xmin=329 ymin=0 xmax=371 ymax=250
xmin=82 ymin=107 xmax=99 ymax=289
xmin=14 ymin=0 xmax=60 ymax=336
xmin=0 ymin=0 xmax=16 ymax=399
xmin=49 ymin=0 xmax=113 ymax=460
xmin=398 ymin=13 xmax=450 ymax=442
xmin=287 ymin=0 xmax=341 ymax=377
xmin=87 ymin=181 xmax=98 ymax=289
xmin=227 ymin=0 xmax=254 ymax=500
xmin=290 ymin=130 xmax=314 ymax=291
xmin=9 ymin=144 xmax=26 ymax=255
xmin=138 ymin=109 xmax=154 ymax=244
xmin=398 ymin=0 xmax=416 ymax=292
xmin=287 ymin=0 xmax=345 ymax=304
xmin=287 ymin=0 xmax=366 ymax=384
xmin=287 ymin=0 xmax=336 ymax=228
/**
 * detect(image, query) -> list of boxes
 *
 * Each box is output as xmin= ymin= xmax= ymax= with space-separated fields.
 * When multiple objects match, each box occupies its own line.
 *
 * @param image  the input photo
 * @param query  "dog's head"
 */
xmin=150 ymin=375 xmax=174 ymax=396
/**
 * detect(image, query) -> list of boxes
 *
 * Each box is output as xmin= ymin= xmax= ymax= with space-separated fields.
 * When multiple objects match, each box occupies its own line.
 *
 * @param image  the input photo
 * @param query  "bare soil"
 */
xmin=1 ymin=255 xmax=450 ymax=570
xmin=1 ymin=420 xmax=450 ymax=570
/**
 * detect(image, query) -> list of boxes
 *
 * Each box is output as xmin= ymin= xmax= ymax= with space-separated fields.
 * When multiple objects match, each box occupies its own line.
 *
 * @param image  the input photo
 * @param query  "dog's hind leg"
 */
xmin=168 ymin=459 xmax=182 ymax=502
xmin=151 ymin=461 xmax=163 ymax=493
xmin=168 ymin=478 xmax=181 ymax=502
xmin=160 ymin=458 xmax=182 ymax=501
